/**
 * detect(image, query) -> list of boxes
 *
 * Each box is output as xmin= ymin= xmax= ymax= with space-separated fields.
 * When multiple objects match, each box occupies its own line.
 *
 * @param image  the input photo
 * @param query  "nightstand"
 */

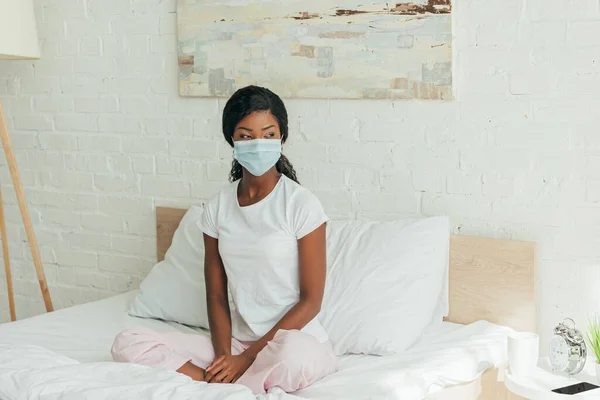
xmin=505 ymin=358 xmax=600 ymax=398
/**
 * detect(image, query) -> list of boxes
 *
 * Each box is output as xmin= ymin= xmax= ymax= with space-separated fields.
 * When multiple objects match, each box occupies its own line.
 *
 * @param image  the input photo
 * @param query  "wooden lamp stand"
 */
xmin=0 ymin=102 xmax=53 ymax=321
xmin=1 ymin=0 xmax=54 ymax=321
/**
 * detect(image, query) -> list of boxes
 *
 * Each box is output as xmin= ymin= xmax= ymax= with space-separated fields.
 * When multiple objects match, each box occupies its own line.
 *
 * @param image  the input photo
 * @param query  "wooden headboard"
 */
xmin=156 ymin=206 xmax=536 ymax=332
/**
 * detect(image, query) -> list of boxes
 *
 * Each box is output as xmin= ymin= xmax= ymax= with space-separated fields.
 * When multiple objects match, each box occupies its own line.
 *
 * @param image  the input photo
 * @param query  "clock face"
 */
xmin=550 ymin=336 xmax=570 ymax=372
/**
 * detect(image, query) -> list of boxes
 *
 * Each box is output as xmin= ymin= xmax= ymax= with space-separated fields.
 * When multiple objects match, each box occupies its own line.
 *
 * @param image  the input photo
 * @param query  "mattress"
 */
xmin=0 ymin=291 xmax=511 ymax=400
xmin=0 ymin=291 xmax=193 ymax=363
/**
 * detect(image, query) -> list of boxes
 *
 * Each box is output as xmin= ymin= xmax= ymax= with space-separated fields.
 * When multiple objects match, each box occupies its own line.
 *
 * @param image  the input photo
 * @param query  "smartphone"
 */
xmin=552 ymin=382 xmax=600 ymax=395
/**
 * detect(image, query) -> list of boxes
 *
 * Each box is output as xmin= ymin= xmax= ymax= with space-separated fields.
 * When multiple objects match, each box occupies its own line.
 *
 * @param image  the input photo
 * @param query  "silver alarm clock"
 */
xmin=549 ymin=318 xmax=587 ymax=375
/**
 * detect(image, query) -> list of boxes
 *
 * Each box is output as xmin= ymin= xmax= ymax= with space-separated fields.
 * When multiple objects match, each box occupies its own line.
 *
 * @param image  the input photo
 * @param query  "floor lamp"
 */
xmin=0 ymin=0 xmax=54 ymax=320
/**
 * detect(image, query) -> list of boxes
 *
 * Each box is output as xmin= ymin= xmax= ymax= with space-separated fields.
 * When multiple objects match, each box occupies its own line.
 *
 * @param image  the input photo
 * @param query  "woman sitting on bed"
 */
xmin=111 ymin=85 xmax=338 ymax=394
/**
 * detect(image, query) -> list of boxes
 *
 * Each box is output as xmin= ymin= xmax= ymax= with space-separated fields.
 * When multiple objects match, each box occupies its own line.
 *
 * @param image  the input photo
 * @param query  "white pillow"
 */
xmin=319 ymin=216 xmax=449 ymax=356
xmin=128 ymin=206 xmax=210 ymax=328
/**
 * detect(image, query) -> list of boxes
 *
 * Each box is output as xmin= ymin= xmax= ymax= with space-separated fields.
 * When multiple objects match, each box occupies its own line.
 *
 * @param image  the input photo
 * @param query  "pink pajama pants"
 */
xmin=111 ymin=328 xmax=338 ymax=394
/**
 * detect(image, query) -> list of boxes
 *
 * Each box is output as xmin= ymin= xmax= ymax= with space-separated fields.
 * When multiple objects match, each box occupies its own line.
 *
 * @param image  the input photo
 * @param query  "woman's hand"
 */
xmin=205 ymin=353 xmax=254 ymax=384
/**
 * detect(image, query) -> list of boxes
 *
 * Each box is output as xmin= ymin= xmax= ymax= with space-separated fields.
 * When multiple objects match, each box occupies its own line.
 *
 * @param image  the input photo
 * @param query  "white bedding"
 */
xmin=0 ymin=291 xmax=512 ymax=400
xmin=0 ymin=345 xmax=264 ymax=400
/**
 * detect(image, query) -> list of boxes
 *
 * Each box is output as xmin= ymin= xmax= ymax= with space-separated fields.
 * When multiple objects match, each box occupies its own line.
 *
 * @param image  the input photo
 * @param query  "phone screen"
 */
xmin=552 ymin=382 xmax=600 ymax=395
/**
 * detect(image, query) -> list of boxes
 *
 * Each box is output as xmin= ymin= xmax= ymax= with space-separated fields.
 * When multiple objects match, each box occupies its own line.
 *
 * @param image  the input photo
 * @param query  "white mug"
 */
xmin=507 ymin=332 xmax=539 ymax=377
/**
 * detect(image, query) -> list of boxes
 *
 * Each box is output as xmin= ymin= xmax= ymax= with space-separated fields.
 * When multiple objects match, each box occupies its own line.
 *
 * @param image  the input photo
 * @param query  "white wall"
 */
xmin=0 ymin=0 xmax=599 ymax=348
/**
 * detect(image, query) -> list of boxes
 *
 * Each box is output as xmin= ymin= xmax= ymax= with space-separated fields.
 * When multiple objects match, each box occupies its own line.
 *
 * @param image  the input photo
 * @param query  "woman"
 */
xmin=111 ymin=86 xmax=337 ymax=395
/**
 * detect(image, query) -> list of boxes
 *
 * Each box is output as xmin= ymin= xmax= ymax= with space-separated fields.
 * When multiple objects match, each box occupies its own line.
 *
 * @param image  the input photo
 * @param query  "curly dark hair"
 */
xmin=222 ymin=85 xmax=298 ymax=183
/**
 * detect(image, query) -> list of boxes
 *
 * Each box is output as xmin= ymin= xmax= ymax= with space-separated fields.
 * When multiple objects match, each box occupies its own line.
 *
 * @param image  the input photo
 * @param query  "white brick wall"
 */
xmin=0 ymin=0 xmax=599 ymax=350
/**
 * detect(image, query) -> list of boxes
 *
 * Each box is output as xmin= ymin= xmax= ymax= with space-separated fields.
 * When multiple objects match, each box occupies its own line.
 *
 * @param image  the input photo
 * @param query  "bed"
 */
xmin=0 ymin=207 xmax=536 ymax=400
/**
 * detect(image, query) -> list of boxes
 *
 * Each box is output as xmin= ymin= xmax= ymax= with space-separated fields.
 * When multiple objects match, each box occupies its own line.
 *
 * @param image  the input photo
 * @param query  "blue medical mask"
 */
xmin=233 ymin=139 xmax=282 ymax=177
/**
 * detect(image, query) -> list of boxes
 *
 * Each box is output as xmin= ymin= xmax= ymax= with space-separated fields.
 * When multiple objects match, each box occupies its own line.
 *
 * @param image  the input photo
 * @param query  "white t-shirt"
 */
xmin=199 ymin=175 xmax=330 ymax=343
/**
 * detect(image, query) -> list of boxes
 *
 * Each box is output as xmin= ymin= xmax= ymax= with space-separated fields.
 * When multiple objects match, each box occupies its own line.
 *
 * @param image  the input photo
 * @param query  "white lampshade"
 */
xmin=0 ymin=0 xmax=40 ymax=60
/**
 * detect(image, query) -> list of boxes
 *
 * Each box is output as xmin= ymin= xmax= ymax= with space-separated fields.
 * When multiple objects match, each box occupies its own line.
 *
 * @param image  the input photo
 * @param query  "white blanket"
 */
xmin=0 ymin=345 xmax=293 ymax=400
xmin=294 ymin=320 xmax=512 ymax=399
xmin=0 ymin=321 xmax=511 ymax=400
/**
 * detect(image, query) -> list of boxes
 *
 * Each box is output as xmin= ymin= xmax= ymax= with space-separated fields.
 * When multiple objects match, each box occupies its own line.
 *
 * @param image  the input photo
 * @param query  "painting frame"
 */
xmin=177 ymin=0 xmax=453 ymax=100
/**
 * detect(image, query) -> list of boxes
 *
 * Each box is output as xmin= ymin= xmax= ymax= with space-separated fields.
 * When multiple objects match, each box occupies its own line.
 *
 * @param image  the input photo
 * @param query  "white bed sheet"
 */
xmin=0 ymin=291 xmax=200 ymax=363
xmin=0 ymin=291 xmax=512 ymax=400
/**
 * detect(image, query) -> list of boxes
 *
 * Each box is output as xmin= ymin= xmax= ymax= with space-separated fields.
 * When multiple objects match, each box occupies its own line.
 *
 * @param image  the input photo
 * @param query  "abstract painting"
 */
xmin=177 ymin=0 xmax=452 ymax=100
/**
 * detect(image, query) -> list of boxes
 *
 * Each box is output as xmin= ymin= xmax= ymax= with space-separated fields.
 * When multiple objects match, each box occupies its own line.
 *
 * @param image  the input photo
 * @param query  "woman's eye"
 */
xmin=266 ymin=133 xmax=275 ymax=138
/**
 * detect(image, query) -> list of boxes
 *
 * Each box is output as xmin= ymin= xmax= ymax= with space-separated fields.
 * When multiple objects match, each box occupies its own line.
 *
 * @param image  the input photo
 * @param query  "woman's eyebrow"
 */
xmin=262 ymin=125 xmax=275 ymax=131
xmin=236 ymin=126 xmax=252 ymax=132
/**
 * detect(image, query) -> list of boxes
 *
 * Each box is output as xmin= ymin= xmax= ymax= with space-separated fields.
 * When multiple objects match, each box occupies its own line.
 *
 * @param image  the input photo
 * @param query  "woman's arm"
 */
xmin=204 ymin=233 xmax=232 ymax=357
xmin=244 ymin=222 xmax=327 ymax=360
